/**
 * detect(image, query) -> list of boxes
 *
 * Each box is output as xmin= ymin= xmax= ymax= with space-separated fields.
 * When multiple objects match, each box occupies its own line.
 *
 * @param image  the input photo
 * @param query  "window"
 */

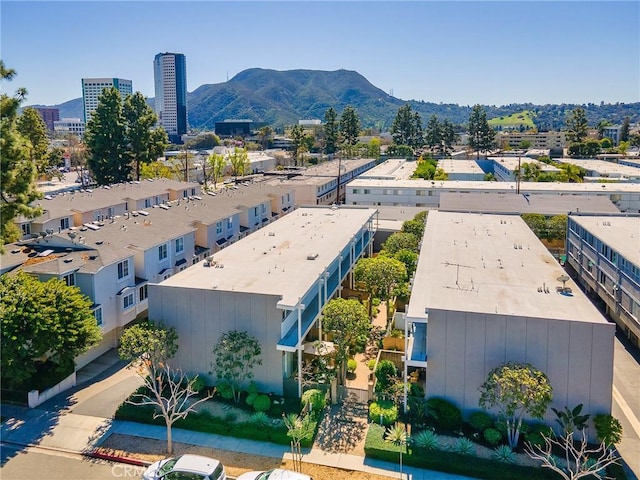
xmin=216 ymin=222 xmax=223 ymax=234
xmin=227 ymin=217 xmax=233 ymax=229
xmin=175 ymin=237 xmax=184 ymax=253
xmin=94 ymin=307 xmax=103 ymax=326
xmin=158 ymin=244 xmax=168 ymax=261
xmin=21 ymin=223 xmax=31 ymax=236
xmin=363 ymin=189 xmax=370 ymax=195
xmin=62 ymin=272 xmax=75 ymax=286
xmin=598 ymin=270 xmax=607 ymax=286
xmin=191 ymin=188 xmax=196 ymax=195
xmin=93 ymin=210 xmax=102 ymax=221
xmin=145 ymin=198 xmax=152 ymax=208
xmin=107 ymin=207 xmax=115 ymax=218
xmin=183 ymin=190 xmax=188 ymax=198
xmin=117 ymin=260 xmax=129 ymax=280
xmin=139 ymin=284 xmax=148 ymax=302
xmin=123 ymin=293 xmax=134 ymax=310
xmin=261 ymin=204 xmax=266 ymax=214
xmin=254 ymin=207 xmax=259 ymax=216
xmin=60 ymin=217 xmax=69 ymax=230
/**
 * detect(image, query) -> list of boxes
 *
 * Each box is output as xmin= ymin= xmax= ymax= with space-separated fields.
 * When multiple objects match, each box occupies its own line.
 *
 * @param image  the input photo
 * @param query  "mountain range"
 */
xmin=34 ymin=68 xmax=640 ymax=132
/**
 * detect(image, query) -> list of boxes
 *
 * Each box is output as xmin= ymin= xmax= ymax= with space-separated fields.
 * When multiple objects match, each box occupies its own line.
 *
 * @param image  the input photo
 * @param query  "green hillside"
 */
xmin=488 ymin=110 xmax=536 ymax=130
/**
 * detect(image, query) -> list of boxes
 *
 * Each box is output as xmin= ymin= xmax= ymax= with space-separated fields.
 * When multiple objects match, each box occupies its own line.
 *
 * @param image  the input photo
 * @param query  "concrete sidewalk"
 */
xmin=1 ymin=404 xmax=471 ymax=480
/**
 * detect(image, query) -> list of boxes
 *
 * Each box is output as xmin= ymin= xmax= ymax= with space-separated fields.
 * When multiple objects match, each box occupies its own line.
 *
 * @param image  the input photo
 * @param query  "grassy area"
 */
xmin=488 ymin=110 xmax=536 ymax=129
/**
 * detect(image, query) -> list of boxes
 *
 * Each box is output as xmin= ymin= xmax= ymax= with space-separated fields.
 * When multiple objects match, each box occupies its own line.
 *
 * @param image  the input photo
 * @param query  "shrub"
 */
xmin=246 ymin=381 xmax=258 ymax=395
xmin=593 ymin=414 xmax=623 ymax=446
xmin=250 ymin=412 xmax=270 ymax=427
xmin=483 ymin=427 xmax=502 ymax=446
xmin=224 ymin=412 xmax=237 ymax=423
xmin=347 ymin=358 xmax=358 ymax=374
xmin=389 ymin=328 xmax=404 ymax=338
xmin=411 ymin=429 xmax=440 ymax=450
xmin=367 ymin=359 xmax=376 ymax=371
xmin=246 ymin=392 xmax=257 ymax=406
xmin=301 ymin=389 xmax=326 ymax=412
xmin=524 ymin=423 xmax=552 ymax=448
xmin=216 ymin=381 xmax=234 ymax=400
xmin=372 ymin=298 xmax=381 ymax=307
xmin=189 ymin=375 xmax=206 ymax=394
xmin=408 ymin=382 xmax=424 ymax=398
xmin=493 ymin=420 xmax=508 ymax=438
xmin=468 ymin=411 xmax=493 ymax=432
xmin=375 ymin=360 xmax=398 ymax=392
xmin=253 ymin=394 xmax=271 ymax=412
xmin=426 ymin=397 xmax=462 ymax=431
xmin=452 ymin=437 xmax=476 ymax=456
xmin=493 ymin=445 xmax=515 ymax=464
xmin=369 ymin=400 xmax=398 ymax=426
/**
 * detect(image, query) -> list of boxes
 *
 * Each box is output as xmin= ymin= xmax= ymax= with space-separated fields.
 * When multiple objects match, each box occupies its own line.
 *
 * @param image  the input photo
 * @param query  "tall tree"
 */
xmin=257 ymin=126 xmax=273 ymax=150
xmin=85 ymin=87 xmax=130 ymax=185
xmin=0 ymin=61 xmax=42 ymax=249
xmin=340 ymin=105 xmax=361 ymax=147
xmin=565 ymin=107 xmax=589 ymax=144
xmin=424 ymin=115 xmax=442 ymax=152
xmin=441 ymin=119 xmax=460 ymax=156
xmin=1 ymin=271 xmax=102 ymax=388
xmin=17 ymin=107 xmax=52 ymax=178
xmin=208 ymin=152 xmax=227 ymax=189
xmin=289 ymin=124 xmax=307 ymax=166
xmin=468 ymin=104 xmax=496 ymax=159
xmin=118 ymin=320 xmax=178 ymax=372
xmin=324 ymin=107 xmax=339 ymax=155
xmin=321 ymin=298 xmax=370 ymax=384
xmin=391 ymin=104 xmax=423 ymax=149
xmin=210 ymin=330 xmax=262 ymax=403
xmin=382 ymin=232 xmax=420 ymax=255
xmin=354 ymin=256 xmax=407 ymax=322
xmin=619 ymin=116 xmax=630 ymax=143
xmin=123 ymin=91 xmax=168 ymax=181
xmin=479 ymin=362 xmax=553 ymax=448
xmin=227 ymin=147 xmax=250 ymax=180
xmin=140 ymin=160 xmax=175 ymax=180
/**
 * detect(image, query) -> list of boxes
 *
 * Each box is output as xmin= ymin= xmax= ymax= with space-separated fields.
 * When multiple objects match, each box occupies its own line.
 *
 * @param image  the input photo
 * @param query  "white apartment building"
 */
xmin=53 ymin=118 xmax=85 ymax=137
xmin=404 ymin=211 xmax=615 ymax=438
xmin=154 ymin=52 xmax=187 ymax=143
xmin=81 ymin=78 xmax=132 ymax=123
xmin=496 ymin=131 xmax=566 ymax=149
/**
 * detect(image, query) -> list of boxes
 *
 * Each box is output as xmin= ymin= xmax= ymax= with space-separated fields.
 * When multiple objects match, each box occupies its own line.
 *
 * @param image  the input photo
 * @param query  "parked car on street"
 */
xmin=142 ymin=454 xmax=226 ymax=480
xmin=236 ymin=469 xmax=312 ymax=480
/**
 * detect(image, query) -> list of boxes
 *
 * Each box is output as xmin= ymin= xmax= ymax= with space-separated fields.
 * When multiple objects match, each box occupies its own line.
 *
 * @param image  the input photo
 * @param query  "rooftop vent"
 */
xmin=138 ymin=210 xmax=150 ymax=216
xmin=307 ymin=253 xmax=319 ymax=260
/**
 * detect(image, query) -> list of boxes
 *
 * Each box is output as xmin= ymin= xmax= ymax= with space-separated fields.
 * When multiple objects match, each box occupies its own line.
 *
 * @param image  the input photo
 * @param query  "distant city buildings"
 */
xmin=34 ymin=107 xmax=60 ymax=131
xmin=81 ymin=78 xmax=133 ymax=123
xmin=53 ymin=118 xmax=85 ymax=137
xmin=154 ymin=52 xmax=188 ymax=143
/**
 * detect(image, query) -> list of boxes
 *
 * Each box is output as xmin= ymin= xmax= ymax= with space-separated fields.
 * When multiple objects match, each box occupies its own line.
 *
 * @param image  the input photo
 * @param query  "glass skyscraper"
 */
xmin=154 ymin=52 xmax=188 ymax=143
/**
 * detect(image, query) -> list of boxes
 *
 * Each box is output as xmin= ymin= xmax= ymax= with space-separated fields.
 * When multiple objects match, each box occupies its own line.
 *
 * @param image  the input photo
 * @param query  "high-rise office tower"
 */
xmin=154 ymin=52 xmax=187 ymax=143
xmin=81 ymin=78 xmax=133 ymax=123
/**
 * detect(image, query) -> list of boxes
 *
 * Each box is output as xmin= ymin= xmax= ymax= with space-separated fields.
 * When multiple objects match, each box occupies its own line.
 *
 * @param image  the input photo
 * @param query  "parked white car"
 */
xmin=142 ymin=454 xmax=226 ymax=480
xmin=236 ymin=469 xmax=312 ymax=480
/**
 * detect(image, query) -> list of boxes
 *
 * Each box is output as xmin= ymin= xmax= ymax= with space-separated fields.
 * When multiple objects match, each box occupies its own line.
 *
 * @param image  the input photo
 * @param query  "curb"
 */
xmin=86 ymin=449 xmax=152 ymax=467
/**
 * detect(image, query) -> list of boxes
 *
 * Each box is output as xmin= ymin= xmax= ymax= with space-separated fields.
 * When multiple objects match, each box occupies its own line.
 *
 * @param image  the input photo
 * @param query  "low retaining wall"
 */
xmin=28 ymin=372 xmax=76 ymax=408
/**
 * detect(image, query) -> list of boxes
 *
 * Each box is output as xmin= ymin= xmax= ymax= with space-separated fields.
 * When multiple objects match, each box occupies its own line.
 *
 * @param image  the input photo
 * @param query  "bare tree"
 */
xmin=128 ymin=361 xmax=213 ymax=454
xmin=525 ymin=429 xmax=619 ymax=480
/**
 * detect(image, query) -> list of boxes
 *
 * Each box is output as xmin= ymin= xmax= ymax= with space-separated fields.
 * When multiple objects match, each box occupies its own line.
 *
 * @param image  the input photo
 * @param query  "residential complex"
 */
xmin=149 ymin=206 xmax=378 ymax=397
xmin=404 ymin=211 xmax=615 ymax=436
xmin=81 ymin=78 xmax=133 ymax=123
xmin=154 ymin=52 xmax=188 ymax=143
xmin=495 ymin=131 xmax=566 ymax=149
xmin=566 ymin=216 xmax=640 ymax=347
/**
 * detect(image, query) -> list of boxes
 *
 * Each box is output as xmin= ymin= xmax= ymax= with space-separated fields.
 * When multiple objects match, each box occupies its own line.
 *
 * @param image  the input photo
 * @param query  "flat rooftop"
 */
xmin=559 ymin=159 xmax=640 ymax=177
xmin=490 ymin=157 xmax=560 ymax=173
xmin=406 ymin=211 xmax=608 ymax=324
xmin=570 ymin=216 xmax=640 ymax=263
xmin=300 ymin=158 xmax=374 ymax=177
xmin=439 ymin=192 xmax=620 ymax=215
xmin=159 ymin=206 xmax=378 ymax=307
xmin=360 ymin=159 xmax=416 ymax=180
xmin=437 ymin=159 xmax=485 ymax=175
xmin=347 ymin=178 xmax=640 ymax=193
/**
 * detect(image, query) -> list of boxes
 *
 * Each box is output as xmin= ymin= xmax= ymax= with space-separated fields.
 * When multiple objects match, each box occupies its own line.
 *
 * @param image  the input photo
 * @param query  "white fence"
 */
xmin=28 ymin=372 xmax=76 ymax=408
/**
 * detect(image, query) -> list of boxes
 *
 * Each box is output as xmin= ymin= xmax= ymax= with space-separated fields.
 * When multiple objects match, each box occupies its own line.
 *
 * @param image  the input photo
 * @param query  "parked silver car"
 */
xmin=142 ymin=454 xmax=226 ymax=480
xmin=236 ymin=468 xmax=312 ymax=480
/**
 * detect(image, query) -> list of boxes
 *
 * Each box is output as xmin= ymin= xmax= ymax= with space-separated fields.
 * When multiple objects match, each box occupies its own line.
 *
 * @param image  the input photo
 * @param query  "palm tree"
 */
xmin=558 ymin=163 xmax=586 ymax=183
xmin=385 ymin=423 xmax=408 ymax=479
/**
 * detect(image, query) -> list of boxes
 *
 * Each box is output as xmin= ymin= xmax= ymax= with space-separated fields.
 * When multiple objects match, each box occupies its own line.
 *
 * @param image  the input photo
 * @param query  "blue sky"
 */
xmin=2 ymin=1 xmax=639 ymax=107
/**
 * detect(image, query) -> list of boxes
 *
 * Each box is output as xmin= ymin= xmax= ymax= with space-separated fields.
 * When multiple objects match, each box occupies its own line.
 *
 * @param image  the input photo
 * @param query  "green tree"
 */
xmin=565 ymin=107 xmax=589 ymax=144
xmin=1 ymin=271 xmax=102 ymax=388
xmin=210 ymin=330 xmax=262 ymax=403
xmin=593 ymin=414 xmax=623 ymax=447
xmin=382 ymin=232 xmax=420 ymax=255
xmin=519 ymin=140 xmax=532 ymax=150
xmin=619 ymin=116 xmax=630 ymax=142
xmin=385 ymin=423 xmax=408 ymax=479
xmin=617 ymin=140 xmax=629 ymax=156
xmin=401 ymin=217 xmax=426 ymax=239
xmin=208 ymin=152 xmax=227 ymax=188
xmin=354 ymin=256 xmax=407 ymax=322
xmin=140 ymin=160 xmax=175 ymax=180
xmin=85 ymin=87 xmax=130 ymax=185
xmin=340 ymin=105 xmax=361 ymax=147
xmin=16 ymin=107 xmax=52 ymax=177
xmin=433 ymin=167 xmax=448 ymax=180
xmin=118 ymin=320 xmax=178 ymax=371
xmin=441 ymin=119 xmax=460 ymax=156
xmin=468 ymin=104 xmax=496 ymax=159
xmin=629 ymin=132 xmax=640 ymax=148
xmin=392 ymin=249 xmax=418 ymax=280
xmin=0 ymin=62 xmax=42 ymax=249
xmin=595 ymin=119 xmax=612 ymax=139
xmin=521 ymin=213 xmax=547 ymax=238
xmin=391 ymin=104 xmax=423 ymax=149
xmin=323 ymin=107 xmax=339 ymax=155
xmin=321 ymin=298 xmax=370 ymax=384
xmin=424 ymin=114 xmax=442 ymax=152
xmin=547 ymin=214 xmax=567 ymax=241
xmin=479 ymin=362 xmax=553 ymax=448
xmin=289 ymin=124 xmax=309 ymax=166
xmin=518 ymin=162 xmax=542 ymax=182
xmin=600 ymin=137 xmax=613 ymax=149
xmin=186 ymin=132 xmax=221 ymax=150
xmin=283 ymin=413 xmax=316 ymax=473
xmin=123 ymin=91 xmax=168 ymax=181
xmin=227 ymin=147 xmax=250 ymax=180
xmin=557 ymin=163 xmax=586 ymax=183
xmin=367 ymin=137 xmax=381 ymax=159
